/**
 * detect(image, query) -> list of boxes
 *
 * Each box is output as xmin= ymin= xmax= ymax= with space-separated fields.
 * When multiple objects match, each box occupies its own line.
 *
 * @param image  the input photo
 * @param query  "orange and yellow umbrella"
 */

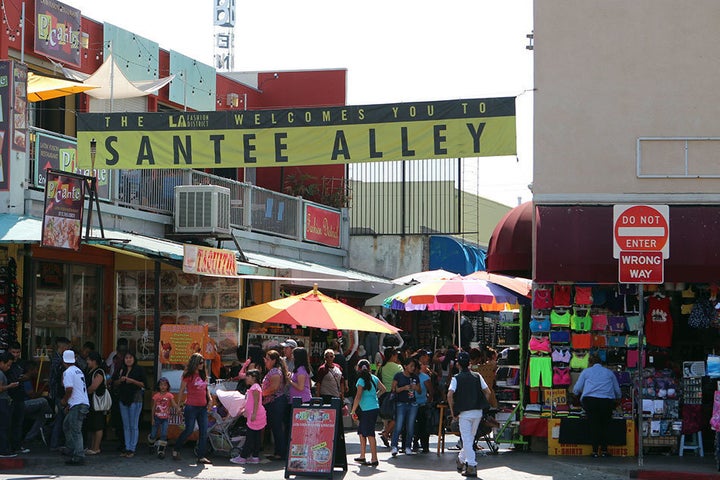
xmin=222 ymin=284 xmax=400 ymax=334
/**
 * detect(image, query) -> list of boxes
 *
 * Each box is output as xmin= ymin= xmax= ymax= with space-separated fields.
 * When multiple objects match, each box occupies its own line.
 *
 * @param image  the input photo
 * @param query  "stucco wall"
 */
xmin=348 ymin=235 xmax=426 ymax=280
xmin=534 ymin=0 xmax=720 ymax=203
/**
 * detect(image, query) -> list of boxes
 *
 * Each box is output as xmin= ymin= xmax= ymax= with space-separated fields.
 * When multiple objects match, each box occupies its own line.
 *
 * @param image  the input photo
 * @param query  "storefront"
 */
xmin=488 ymin=203 xmax=720 ymax=456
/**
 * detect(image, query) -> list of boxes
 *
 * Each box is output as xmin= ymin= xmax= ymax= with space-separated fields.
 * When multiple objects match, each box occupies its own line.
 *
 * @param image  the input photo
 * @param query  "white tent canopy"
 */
xmin=62 ymin=54 xmax=174 ymax=100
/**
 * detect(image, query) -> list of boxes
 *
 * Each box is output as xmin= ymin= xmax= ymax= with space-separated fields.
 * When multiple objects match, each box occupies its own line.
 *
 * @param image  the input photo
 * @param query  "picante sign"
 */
xmin=75 ymin=97 xmax=517 ymax=169
xmin=41 ymin=170 xmax=84 ymax=251
xmin=35 ymin=0 xmax=82 ymax=67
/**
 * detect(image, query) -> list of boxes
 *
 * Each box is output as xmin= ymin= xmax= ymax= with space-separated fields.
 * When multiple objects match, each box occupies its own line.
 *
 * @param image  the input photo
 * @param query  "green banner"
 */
xmin=76 ymin=97 xmax=516 ymax=169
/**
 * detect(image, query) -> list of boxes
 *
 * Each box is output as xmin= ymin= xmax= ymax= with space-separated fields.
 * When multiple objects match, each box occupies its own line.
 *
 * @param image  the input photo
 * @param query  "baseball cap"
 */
xmin=281 ymin=339 xmax=298 ymax=349
xmin=457 ymin=351 xmax=470 ymax=367
xmin=62 ymin=350 xmax=76 ymax=364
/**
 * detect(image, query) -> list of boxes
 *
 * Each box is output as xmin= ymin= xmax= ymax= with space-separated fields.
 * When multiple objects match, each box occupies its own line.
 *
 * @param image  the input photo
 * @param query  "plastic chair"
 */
xmin=679 ymin=431 xmax=704 ymax=457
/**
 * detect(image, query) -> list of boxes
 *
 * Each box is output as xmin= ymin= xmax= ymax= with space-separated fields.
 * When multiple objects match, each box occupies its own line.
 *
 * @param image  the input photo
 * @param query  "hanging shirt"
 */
xmin=645 ymin=296 xmax=673 ymax=347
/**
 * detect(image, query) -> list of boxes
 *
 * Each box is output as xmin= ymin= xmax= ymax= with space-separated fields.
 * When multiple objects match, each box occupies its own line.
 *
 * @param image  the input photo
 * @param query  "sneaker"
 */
xmin=462 ymin=464 xmax=477 ymax=478
xmin=404 ymin=448 xmax=414 ymax=455
xmin=0 ymin=453 xmax=17 ymax=458
xmin=230 ymin=456 xmax=247 ymax=464
xmin=390 ymin=447 xmax=398 ymax=457
xmin=16 ymin=447 xmax=30 ymax=454
xmin=248 ymin=457 xmax=260 ymax=464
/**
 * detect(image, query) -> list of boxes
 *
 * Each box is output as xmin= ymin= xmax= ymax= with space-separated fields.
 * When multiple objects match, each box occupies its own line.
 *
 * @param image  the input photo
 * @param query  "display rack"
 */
xmin=493 ymin=308 xmax=528 ymax=446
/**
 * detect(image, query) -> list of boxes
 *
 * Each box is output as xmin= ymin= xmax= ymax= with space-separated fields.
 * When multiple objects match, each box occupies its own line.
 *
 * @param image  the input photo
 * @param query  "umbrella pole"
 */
xmin=457 ymin=307 xmax=461 ymax=348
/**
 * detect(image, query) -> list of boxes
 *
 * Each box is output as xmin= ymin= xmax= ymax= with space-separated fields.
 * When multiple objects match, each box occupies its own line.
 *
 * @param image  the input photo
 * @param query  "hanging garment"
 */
xmin=645 ymin=296 xmax=673 ymax=347
xmin=553 ymin=285 xmax=572 ymax=307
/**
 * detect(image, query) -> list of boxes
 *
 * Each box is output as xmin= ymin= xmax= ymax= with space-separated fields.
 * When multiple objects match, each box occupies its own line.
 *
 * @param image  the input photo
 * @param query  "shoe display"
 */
xmin=391 ymin=447 xmax=398 ymax=457
xmin=230 ymin=456 xmax=247 ymax=464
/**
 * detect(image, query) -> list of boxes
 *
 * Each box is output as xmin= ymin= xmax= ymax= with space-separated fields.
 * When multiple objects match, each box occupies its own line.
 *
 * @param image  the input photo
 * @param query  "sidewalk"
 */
xmin=0 ymin=431 xmax=717 ymax=479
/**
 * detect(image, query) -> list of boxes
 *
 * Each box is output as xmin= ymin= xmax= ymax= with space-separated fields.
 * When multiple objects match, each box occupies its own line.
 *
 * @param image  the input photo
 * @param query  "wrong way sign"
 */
xmin=613 ymin=205 xmax=669 ymax=259
xmin=618 ymin=251 xmax=664 ymax=284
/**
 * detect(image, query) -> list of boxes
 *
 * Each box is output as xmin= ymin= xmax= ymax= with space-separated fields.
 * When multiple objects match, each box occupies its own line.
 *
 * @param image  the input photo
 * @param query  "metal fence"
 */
xmin=28 ymin=127 xmax=337 ymax=243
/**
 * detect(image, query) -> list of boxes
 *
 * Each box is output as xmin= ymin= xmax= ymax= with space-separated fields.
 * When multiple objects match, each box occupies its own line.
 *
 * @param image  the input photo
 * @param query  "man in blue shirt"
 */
xmin=572 ymin=354 xmax=621 ymax=457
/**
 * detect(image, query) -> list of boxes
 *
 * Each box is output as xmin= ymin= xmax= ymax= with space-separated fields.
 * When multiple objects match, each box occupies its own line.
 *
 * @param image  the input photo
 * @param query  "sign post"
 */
xmin=613 ymin=204 xmax=669 ymax=469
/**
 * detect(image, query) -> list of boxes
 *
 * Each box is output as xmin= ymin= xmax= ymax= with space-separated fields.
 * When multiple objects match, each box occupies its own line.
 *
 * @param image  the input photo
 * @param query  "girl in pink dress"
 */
xmin=230 ymin=370 xmax=267 ymax=465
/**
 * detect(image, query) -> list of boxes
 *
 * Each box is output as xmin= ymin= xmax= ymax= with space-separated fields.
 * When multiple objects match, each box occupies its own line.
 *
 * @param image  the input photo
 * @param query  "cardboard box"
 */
xmin=547 ymin=418 xmax=636 ymax=456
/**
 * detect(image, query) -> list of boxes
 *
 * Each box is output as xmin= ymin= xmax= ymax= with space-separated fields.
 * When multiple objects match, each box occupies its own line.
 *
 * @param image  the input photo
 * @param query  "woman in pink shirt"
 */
xmin=172 ymin=353 xmax=213 ymax=464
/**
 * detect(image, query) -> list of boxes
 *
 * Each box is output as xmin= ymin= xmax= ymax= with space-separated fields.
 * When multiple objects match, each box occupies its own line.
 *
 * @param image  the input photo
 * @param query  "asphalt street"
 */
xmin=0 ymin=431 xmax=717 ymax=480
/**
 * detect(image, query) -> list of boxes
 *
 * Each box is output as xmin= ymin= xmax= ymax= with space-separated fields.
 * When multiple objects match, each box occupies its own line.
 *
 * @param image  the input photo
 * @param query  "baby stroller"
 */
xmin=207 ymin=387 xmax=248 ymax=457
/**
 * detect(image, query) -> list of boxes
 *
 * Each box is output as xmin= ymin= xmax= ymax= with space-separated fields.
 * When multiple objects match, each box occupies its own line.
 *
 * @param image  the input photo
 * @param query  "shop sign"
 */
xmin=76 ymin=97 xmax=517 ymax=169
xmin=182 ymin=245 xmax=237 ymax=277
xmin=159 ymin=324 xmax=207 ymax=365
xmin=304 ymin=204 xmax=341 ymax=247
xmin=618 ymin=251 xmax=663 ymax=284
xmin=34 ymin=0 xmax=82 ymax=67
xmin=41 ymin=170 xmax=84 ymax=251
xmin=613 ymin=204 xmax=669 ymax=258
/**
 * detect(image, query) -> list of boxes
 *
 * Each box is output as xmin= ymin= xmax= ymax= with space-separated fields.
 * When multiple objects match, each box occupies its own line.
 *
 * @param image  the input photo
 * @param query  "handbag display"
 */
xmin=92 ymin=369 xmax=113 ymax=412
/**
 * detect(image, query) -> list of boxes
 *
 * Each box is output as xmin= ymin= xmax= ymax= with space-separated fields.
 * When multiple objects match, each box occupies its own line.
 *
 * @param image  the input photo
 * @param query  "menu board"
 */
xmin=286 ymin=406 xmax=338 ymax=477
xmin=116 ymin=269 xmax=241 ymax=360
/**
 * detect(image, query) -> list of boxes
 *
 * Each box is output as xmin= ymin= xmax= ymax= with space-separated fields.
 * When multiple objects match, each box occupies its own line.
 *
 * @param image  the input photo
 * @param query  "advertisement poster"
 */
xmin=0 ymin=61 xmax=10 ymax=189
xmin=286 ymin=407 xmax=337 ymax=475
xmin=304 ymin=204 xmax=341 ymax=247
xmin=34 ymin=0 xmax=82 ymax=67
xmin=34 ymin=131 xmax=111 ymax=199
xmin=41 ymin=170 xmax=84 ymax=251
xmin=12 ymin=63 xmax=27 ymax=153
xmin=159 ymin=324 xmax=207 ymax=365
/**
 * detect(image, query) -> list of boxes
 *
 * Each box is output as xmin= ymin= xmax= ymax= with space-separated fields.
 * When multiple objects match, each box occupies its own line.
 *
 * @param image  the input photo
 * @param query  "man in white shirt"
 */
xmin=60 ymin=350 xmax=89 ymax=466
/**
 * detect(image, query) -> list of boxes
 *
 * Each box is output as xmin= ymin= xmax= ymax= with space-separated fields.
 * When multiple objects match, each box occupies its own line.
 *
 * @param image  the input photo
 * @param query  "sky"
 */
xmin=64 ymin=0 xmax=534 ymax=207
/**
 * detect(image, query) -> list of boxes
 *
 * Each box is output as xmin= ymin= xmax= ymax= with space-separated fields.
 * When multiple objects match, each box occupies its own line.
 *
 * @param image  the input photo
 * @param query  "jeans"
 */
xmin=0 ymin=398 xmax=10 ymax=455
xmin=63 ymin=403 xmax=89 ymax=462
xmin=392 ymin=402 xmax=419 ymax=449
xmin=50 ymin=397 xmax=66 ymax=449
xmin=23 ymin=397 xmax=52 ymax=443
xmin=150 ymin=417 xmax=169 ymax=441
xmin=119 ymin=401 xmax=143 ymax=453
xmin=266 ymin=395 xmax=288 ymax=458
xmin=458 ymin=409 xmax=483 ymax=467
xmin=174 ymin=404 xmax=208 ymax=458
xmin=9 ymin=396 xmax=25 ymax=450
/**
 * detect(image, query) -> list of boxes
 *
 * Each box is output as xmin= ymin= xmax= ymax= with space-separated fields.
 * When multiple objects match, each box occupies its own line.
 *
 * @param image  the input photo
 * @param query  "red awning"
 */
xmin=535 ymin=205 xmax=720 ymax=283
xmin=486 ymin=201 xmax=532 ymax=277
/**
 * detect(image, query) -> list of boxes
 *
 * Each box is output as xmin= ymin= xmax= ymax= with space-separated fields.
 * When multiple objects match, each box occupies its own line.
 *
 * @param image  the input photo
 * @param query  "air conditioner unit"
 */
xmin=174 ymin=185 xmax=231 ymax=235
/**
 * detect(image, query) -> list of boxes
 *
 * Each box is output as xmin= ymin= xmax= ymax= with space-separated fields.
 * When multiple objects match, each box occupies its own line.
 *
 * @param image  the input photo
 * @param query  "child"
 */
xmin=230 ymin=369 xmax=266 ymax=465
xmin=350 ymin=359 xmax=385 ymax=467
xmin=0 ymin=351 xmax=19 ymax=458
xmin=148 ymin=377 xmax=178 ymax=459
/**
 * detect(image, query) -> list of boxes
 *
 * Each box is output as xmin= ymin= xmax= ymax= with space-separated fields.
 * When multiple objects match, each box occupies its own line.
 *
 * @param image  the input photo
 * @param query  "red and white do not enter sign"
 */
xmin=613 ymin=204 xmax=669 ymax=259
